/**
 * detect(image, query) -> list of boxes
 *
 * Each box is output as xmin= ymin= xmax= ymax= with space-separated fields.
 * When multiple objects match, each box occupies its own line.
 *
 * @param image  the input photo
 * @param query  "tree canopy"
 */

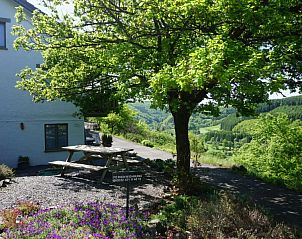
xmin=14 ymin=0 xmax=302 ymax=185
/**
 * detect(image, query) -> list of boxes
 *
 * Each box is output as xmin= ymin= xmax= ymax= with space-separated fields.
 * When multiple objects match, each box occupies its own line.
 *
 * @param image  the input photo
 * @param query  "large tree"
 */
xmin=14 ymin=0 xmax=301 ymax=184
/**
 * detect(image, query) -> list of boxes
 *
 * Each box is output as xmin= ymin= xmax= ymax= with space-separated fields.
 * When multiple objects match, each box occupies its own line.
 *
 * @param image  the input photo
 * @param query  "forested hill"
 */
xmin=128 ymin=101 xmax=171 ymax=129
xmin=128 ymin=95 xmax=302 ymax=133
xmin=128 ymin=101 xmax=235 ymax=133
xmin=221 ymin=95 xmax=302 ymax=131
xmin=257 ymin=95 xmax=302 ymax=113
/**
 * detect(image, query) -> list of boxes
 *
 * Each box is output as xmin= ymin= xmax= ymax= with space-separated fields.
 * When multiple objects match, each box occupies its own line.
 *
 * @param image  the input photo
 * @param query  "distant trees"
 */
xmin=271 ymin=106 xmax=302 ymax=121
xmin=205 ymin=131 xmax=251 ymax=144
xmin=220 ymin=96 xmax=302 ymax=131
xmin=256 ymin=95 xmax=302 ymax=113
xmin=220 ymin=114 xmax=250 ymax=131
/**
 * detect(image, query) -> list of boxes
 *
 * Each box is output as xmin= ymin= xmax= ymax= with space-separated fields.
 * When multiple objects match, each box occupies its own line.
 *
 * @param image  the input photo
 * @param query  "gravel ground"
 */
xmin=0 ymin=166 xmax=169 ymax=211
xmin=0 ymin=134 xmax=174 ymax=212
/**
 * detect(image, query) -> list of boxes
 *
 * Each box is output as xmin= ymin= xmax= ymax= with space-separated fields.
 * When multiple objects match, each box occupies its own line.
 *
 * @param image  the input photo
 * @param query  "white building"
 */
xmin=0 ymin=0 xmax=84 ymax=168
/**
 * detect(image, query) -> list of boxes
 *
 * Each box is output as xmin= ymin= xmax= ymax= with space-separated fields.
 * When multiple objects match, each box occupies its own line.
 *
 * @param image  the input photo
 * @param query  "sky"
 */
xmin=28 ymin=0 xmax=73 ymax=14
xmin=27 ymin=0 xmax=300 ymax=100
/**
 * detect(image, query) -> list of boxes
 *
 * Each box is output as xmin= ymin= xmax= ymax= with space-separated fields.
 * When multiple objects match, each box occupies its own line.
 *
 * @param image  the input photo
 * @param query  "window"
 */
xmin=45 ymin=124 xmax=68 ymax=151
xmin=0 ymin=18 xmax=10 ymax=49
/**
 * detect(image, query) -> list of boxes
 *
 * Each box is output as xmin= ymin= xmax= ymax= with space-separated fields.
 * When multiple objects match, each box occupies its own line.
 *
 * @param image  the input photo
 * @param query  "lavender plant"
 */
xmin=3 ymin=202 xmax=149 ymax=239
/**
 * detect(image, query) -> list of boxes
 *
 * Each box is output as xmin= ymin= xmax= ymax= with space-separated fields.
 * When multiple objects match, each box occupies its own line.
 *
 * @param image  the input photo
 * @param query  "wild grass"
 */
xmin=195 ymin=152 xmax=236 ymax=168
xmin=154 ymin=192 xmax=300 ymax=239
xmin=0 ymin=164 xmax=14 ymax=180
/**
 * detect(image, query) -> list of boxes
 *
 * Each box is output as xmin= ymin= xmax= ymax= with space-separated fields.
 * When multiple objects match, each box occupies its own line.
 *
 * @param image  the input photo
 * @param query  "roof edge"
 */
xmin=12 ymin=0 xmax=38 ymax=13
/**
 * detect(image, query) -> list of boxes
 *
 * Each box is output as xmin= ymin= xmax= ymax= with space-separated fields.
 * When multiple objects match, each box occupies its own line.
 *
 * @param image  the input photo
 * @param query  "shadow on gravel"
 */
xmin=15 ymin=165 xmax=51 ymax=177
xmin=14 ymin=165 xmax=169 ymax=208
xmin=52 ymin=168 xmax=169 ymax=204
xmin=193 ymin=166 xmax=302 ymax=230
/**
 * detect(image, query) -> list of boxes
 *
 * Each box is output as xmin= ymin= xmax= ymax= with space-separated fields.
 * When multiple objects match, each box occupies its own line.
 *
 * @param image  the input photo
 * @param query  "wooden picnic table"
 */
xmin=49 ymin=145 xmax=133 ymax=183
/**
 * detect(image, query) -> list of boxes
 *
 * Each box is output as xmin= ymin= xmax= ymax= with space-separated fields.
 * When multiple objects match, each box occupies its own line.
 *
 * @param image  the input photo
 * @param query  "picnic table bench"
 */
xmin=49 ymin=161 xmax=108 ymax=171
xmin=49 ymin=145 xmax=133 ymax=183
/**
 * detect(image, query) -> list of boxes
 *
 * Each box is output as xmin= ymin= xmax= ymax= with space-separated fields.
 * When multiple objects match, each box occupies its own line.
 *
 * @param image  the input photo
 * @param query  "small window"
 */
xmin=0 ymin=18 xmax=10 ymax=49
xmin=0 ymin=22 xmax=6 ymax=48
xmin=45 ymin=124 xmax=68 ymax=151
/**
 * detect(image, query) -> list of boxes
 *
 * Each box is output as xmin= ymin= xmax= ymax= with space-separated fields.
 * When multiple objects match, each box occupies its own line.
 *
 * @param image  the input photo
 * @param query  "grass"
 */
xmin=194 ymin=152 xmax=236 ymax=168
xmin=199 ymin=124 xmax=220 ymax=134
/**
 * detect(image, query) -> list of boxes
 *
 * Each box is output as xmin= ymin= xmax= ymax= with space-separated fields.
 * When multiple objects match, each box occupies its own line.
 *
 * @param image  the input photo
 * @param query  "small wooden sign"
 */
xmin=112 ymin=171 xmax=143 ymax=183
xmin=112 ymin=171 xmax=143 ymax=219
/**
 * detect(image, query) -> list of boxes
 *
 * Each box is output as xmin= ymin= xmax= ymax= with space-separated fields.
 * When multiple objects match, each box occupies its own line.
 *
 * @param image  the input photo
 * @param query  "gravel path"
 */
xmin=112 ymin=136 xmax=174 ymax=160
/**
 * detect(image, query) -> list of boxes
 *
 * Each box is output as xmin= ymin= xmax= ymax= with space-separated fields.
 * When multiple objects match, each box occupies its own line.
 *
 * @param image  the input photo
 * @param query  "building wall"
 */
xmin=0 ymin=0 xmax=84 ymax=168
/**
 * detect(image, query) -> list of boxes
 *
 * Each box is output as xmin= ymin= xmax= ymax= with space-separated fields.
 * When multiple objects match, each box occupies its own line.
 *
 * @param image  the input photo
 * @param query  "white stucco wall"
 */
xmin=0 ymin=0 xmax=84 ymax=168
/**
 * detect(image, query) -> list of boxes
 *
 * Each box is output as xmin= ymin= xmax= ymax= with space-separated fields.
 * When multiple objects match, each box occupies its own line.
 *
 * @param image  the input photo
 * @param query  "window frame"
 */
xmin=0 ymin=18 xmax=10 ymax=50
xmin=44 ymin=123 xmax=68 ymax=152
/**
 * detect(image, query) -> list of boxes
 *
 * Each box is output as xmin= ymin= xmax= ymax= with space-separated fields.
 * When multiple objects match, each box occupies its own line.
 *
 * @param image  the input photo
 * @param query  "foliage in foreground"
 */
xmin=2 ymin=202 xmax=148 ymax=239
xmin=233 ymin=114 xmax=302 ymax=191
xmin=0 ymin=164 xmax=14 ymax=180
xmin=155 ymin=193 xmax=300 ymax=239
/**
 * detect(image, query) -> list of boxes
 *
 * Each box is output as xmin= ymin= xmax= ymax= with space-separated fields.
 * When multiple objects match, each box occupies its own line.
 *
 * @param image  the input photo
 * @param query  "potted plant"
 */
xmin=18 ymin=156 xmax=30 ymax=168
xmin=101 ymin=134 xmax=113 ymax=147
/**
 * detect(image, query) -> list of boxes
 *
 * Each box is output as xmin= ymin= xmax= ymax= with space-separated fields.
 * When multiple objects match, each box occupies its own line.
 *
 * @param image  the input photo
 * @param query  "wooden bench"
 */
xmin=49 ymin=161 xmax=108 ymax=171
xmin=48 ymin=161 xmax=124 ymax=183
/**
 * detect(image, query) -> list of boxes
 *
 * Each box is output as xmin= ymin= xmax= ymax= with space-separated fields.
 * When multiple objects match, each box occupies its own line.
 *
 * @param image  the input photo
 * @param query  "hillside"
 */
xmin=220 ymin=95 xmax=302 ymax=131
xmin=128 ymin=95 xmax=302 ymax=134
xmin=128 ymin=101 xmax=236 ymax=133
xmin=128 ymin=101 xmax=172 ymax=130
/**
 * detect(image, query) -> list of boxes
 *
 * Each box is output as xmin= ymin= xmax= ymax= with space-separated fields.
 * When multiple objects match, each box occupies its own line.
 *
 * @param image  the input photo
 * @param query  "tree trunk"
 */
xmin=172 ymin=107 xmax=191 ymax=181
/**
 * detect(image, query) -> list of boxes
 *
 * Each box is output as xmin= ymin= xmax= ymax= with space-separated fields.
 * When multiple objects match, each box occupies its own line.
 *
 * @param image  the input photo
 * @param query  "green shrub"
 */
xmin=124 ymin=133 xmax=145 ymax=143
xmin=147 ymin=131 xmax=175 ymax=146
xmin=141 ymin=140 xmax=154 ymax=147
xmin=233 ymin=113 xmax=302 ymax=191
xmin=0 ymin=164 xmax=14 ymax=180
xmin=207 ymin=148 xmax=226 ymax=158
